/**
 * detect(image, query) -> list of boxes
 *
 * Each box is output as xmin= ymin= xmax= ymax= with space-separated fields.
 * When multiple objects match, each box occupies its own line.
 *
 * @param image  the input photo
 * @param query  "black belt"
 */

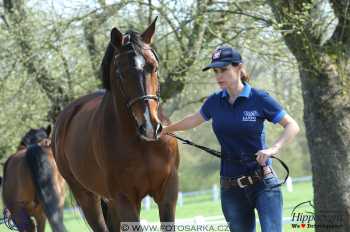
xmin=221 ymin=174 xmax=261 ymax=188
xmin=167 ymin=133 xmax=289 ymax=189
xmin=219 ymin=155 xmax=289 ymax=189
xmin=220 ymin=166 xmax=274 ymax=189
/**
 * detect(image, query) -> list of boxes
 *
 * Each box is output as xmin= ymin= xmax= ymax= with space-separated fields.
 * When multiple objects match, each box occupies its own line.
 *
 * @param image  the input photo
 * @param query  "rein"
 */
xmin=167 ymin=133 xmax=289 ymax=189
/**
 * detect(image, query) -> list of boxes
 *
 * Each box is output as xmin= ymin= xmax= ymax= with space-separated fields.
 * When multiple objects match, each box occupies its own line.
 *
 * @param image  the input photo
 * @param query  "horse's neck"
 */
xmin=101 ymin=91 xmax=138 ymax=138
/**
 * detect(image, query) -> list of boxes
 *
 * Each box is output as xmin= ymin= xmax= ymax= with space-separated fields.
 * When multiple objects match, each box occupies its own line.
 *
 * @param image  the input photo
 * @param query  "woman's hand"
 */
xmin=255 ymin=146 xmax=280 ymax=166
xmin=159 ymin=112 xmax=206 ymax=138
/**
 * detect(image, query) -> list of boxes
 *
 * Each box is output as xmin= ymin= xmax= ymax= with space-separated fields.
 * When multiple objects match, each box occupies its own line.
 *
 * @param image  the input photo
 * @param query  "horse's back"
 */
xmin=2 ymin=150 xmax=36 ymax=208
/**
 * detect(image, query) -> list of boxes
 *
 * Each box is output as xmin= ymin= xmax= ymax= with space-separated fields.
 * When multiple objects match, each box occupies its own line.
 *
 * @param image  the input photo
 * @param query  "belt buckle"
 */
xmin=237 ymin=176 xmax=253 ymax=188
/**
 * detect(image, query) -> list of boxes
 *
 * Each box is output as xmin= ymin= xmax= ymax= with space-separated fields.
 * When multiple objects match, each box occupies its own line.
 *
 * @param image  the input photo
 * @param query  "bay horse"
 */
xmin=52 ymin=17 xmax=179 ymax=231
xmin=1 ymin=126 xmax=66 ymax=232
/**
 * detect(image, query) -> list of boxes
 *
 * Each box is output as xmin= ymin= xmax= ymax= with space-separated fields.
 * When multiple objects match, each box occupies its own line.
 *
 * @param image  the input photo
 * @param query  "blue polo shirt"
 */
xmin=199 ymin=83 xmax=286 ymax=177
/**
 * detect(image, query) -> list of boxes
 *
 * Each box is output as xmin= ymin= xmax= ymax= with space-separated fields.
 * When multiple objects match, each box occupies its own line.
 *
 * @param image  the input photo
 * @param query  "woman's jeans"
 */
xmin=220 ymin=173 xmax=283 ymax=232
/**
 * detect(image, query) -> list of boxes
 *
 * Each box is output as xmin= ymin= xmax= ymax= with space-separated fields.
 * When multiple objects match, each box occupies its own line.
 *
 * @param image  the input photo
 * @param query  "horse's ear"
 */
xmin=111 ymin=27 xmax=123 ymax=49
xmin=46 ymin=125 xmax=52 ymax=137
xmin=141 ymin=16 xmax=158 ymax=44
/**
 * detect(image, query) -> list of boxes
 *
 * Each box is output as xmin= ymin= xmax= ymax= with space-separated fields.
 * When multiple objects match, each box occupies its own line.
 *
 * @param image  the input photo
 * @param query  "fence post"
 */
xmin=286 ymin=177 xmax=293 ymax=192
xmin=194 ymin=216 xmax=205 ymax=225
xmin=178 ymin=192 xmax=183 ymax=207
xmin=212 ymin=184 xmax=219 ymax=201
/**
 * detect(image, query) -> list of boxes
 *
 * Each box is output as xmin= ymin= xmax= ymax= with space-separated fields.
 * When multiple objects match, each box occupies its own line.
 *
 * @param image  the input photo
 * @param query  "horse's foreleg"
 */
xmin=72 ymin=189 xmax=108 ymax=232
xmin=65 ymin=178 xmax=108 ymax=232
xmin=155 ymin=170 xmax=178 ymax=231
xmin=109 ymin=194 xmax=142 ymax=231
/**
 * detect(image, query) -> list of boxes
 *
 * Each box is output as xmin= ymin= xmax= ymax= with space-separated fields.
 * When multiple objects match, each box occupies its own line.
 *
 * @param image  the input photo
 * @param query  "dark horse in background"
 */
xmin=1 ymin=126 xmax=66 ymax=232
xmin=52 ymin=17 xmax=179 ymax=231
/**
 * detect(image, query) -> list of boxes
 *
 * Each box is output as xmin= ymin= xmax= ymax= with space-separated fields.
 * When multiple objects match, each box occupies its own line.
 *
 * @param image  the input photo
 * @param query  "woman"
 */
xmin=160 ymin=46 xmax=300 ymax=232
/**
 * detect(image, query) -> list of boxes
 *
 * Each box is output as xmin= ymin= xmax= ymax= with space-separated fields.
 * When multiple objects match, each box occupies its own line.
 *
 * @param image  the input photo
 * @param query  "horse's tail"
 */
xmin=25 ymin=144 xmax=66 ymax=232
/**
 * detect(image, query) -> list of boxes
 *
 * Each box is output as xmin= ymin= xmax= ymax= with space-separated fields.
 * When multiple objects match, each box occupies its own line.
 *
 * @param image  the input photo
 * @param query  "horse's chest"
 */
xmin=108 ymin=151 xmax=172 ymax=178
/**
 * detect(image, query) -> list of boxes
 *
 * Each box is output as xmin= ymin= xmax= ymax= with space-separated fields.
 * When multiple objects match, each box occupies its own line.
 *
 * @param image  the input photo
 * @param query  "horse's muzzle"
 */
xmin=138 ymin=122 xmax=162 ymax=141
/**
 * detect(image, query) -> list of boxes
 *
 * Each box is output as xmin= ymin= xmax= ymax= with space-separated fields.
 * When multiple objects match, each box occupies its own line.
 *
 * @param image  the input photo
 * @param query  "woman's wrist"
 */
xmin=271 ymin=144 xmax=282 ymax=154
xmin=163 ymin=125 xmax=174 ymax=134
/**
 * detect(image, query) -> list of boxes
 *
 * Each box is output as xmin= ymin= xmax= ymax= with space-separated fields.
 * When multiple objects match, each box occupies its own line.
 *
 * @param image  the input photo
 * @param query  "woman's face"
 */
xmin=213 ymin=64 xmax=241 ymax=89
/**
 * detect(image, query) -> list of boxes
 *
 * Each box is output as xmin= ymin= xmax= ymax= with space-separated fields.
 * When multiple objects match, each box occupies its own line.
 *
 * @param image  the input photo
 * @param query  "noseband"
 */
xmin=113 ymin=44 xmax=160 ymax=109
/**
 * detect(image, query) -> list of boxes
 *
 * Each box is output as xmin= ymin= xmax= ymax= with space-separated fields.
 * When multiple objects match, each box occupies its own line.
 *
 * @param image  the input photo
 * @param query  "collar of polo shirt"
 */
xmin=221 ymin=82 xmax=252 ymax=98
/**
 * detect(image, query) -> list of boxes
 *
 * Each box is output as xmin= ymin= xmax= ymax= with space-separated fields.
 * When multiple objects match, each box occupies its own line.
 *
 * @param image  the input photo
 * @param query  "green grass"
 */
xmin=0 ymin=181 xmax=314 ymax=232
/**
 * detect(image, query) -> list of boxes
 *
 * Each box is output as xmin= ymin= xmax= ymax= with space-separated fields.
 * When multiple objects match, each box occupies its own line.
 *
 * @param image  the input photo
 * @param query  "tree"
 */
xmin=268 ymin=1 xmax=350 ymax=231
xmin=2 ymin=0 xmax=72 ymax=122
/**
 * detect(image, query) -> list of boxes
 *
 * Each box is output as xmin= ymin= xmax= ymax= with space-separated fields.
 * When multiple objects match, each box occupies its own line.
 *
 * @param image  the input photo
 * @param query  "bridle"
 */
xmin=113 ymin=42 xmax=161 ymax=110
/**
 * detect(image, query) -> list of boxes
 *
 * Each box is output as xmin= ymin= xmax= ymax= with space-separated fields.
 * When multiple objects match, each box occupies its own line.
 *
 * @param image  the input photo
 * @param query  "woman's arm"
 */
xmin=161 ymin=112 xmax=206 ymax=135
xmin=272 ymin=114 xmax=300 ymax=150
xmin=256 ymin=114 xmax=300 ymax=166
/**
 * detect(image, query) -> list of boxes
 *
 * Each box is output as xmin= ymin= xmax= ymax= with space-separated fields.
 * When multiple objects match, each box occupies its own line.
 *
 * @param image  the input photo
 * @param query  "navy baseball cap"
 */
xmin=202 ymin=46 xmax=243 ymax=71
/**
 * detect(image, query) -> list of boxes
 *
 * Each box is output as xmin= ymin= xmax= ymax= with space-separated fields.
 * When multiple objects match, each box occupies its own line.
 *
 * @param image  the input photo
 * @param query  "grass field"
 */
xmin=0 ymin=181 xmax=314 ymax=232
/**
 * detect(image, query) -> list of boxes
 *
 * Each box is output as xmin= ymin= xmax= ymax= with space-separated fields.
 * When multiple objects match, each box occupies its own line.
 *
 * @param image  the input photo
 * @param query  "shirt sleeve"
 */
xmin=260 ymin=91 xmax=286 ymax=124
xmin=199 ymin=95 xmax=214 ymax=121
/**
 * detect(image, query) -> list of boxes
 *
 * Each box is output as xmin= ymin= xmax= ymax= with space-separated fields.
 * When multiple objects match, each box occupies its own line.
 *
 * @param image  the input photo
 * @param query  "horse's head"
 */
xmin=19 ymin=125 xmax=51 ymax=149
xmin=102 ymin=18 xmax=162 ymax=141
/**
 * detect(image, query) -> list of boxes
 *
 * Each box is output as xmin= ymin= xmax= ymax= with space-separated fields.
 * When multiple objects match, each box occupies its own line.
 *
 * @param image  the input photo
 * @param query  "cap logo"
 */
xmin=212 ymin=50 xmax=221 ymax=60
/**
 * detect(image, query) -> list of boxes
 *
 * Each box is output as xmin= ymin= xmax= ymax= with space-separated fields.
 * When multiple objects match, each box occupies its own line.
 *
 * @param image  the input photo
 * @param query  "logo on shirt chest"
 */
xmin=242 ymin=110 xmax=258 ymax=122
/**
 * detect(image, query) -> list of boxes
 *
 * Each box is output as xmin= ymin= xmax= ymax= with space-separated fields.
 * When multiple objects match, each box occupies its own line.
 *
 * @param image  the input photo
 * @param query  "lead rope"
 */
xmin=167 ymin=133 xmax=289 ymax=189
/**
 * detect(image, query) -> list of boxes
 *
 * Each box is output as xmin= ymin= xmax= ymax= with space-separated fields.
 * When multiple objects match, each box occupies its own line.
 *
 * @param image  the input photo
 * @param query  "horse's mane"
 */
xmin=100 ymin=30 xmax=144 ymax=90
xmin=19 ymin=128 xmax=48 ymax=148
